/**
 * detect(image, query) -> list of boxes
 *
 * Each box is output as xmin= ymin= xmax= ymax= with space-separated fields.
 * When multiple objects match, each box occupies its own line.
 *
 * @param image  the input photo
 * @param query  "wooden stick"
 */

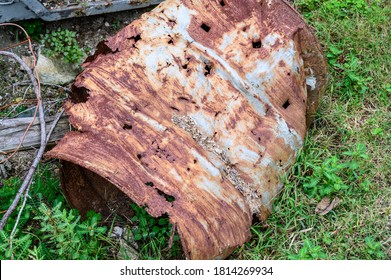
xmin=9 ymin=109 xmax=65 ymax=241
xmin=0 ymin=115 xmax=69 ymax=153
xmin=0 ymin=50 xmax=46 ymax=230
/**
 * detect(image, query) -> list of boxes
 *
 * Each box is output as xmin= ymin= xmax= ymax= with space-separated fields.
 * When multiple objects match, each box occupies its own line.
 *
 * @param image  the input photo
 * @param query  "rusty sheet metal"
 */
xmin=46 ymin=0 xmax=328 ymax=259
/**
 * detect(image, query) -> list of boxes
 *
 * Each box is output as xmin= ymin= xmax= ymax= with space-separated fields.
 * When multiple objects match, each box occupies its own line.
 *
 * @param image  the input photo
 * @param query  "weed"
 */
xmin=288 ymin=239 xmax=328 ymax=260
xmin=300 ymin=143 xmax=371 ymax=199
xmin=296 ymin=0 xmax=371 ymax=18
xmin=364 ymin=237 xmax=386 ymax=259
xmin=112 ymin=19 xmax=121 ymax=30
xmin=327 ymin=48 xmax=371 ymax=101
xmin=20 ymin=20 xmax=43 ymax=41
xmin=33 ymin=203 xmax=109 ymax=259
xmin=130 ymin=203 xmax=181 ymax=259
xmin=0 ymin=230 xmax=32 ymax=259
xmin=41 ymin=28 xmax=84 ymax=63
xmin=0 ymin=165 xmax=114 ymax=260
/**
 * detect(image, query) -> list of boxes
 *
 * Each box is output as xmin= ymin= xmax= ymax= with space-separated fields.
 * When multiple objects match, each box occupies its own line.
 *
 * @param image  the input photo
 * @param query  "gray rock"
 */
xmin=0 ymin=155 xmax=11 ymax=179
xmin=111 ymin=226 xmax=124 ymax=239
xmin=36 ymin=54 xmax=82 ymax=85
xmin=117 ymin=240 xmax=139 ymax=260
xmin=110 ymin=226 xmax=139 ymax=260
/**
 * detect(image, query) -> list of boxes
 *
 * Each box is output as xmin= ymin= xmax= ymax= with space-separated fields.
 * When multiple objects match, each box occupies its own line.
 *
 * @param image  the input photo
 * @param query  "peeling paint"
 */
xmin=306 ymin=68 xmax=317 ymax=91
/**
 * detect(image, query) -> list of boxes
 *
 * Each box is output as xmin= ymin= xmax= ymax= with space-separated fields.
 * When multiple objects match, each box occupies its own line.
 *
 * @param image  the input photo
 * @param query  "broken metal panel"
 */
xmin=0 ymin=0 xmax=163 ymax=23
xmin=47 ymin=0 xmax=327 ymax=259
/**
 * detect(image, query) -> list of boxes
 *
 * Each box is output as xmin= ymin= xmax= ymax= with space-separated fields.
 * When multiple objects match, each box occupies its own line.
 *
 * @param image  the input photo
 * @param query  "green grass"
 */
xmin=0 ymin=165 xmax=116 ymax=260
xmin=0 ymin=166 xmax=180 ymax=260
xmin=1 ymin=0 xmax=389 ymax=260
xmin=232 ymin=0 xmax=390 ymax=260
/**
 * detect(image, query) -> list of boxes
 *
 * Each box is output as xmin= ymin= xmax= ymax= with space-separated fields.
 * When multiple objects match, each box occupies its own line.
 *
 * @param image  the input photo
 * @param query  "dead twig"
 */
xmin=0 ymin=22 xmax=40 ymax=163
xmin=13 ymin=81 xmax=72 ymax=93
xmin=163 ymin=223 xmax=177 ymax=251
xmin=289 ymin=228 xmax=313 ymax=249
xmin=45 ymin=109 xmax=65 ymax=143
xmin=0 ymin=51 xmax=46 ymax=230
xmin=0 ymin=53 xmax=39 ymax=163
xmin=8 ymin=108 xmax=64 ymax=240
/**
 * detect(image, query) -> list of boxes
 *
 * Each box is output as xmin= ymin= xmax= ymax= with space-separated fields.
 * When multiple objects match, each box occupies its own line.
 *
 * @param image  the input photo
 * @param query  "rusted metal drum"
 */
xmin=47 ymin=0 xmax=328 ymax=259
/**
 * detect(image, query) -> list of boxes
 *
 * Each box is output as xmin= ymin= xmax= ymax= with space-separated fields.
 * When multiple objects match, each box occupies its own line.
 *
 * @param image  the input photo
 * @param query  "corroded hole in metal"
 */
xmin=282 ymin=99 xmax=291 ymax=109
xmin=129 ymin=34 xmax=142 ymax=48
xmin=59 ymin=161 xmax=135 ymax=218
xmin=145 ymin=181 xmax=154 ymax=187
xmin=201 ymin=23 xmax=211 ymax=32
xmin=204 ymin=64 xmax=212 ymax=76
xmin=84 ymin=41 xmax=118 ymax=64
xmin=144 ymin=181 xmax=175 ymax=202
xmin=69 ymin=85 xmax=90 ymax=104
xmin=123 ymin=123 xmax=133 ymax=130
xmin=59 ymin=161 xmax=179 ymax=248
xmin=172 ymin=115 xmax=262 ymax=215
xmin=157 ymin=189 xmax=176 ymax=203
xmin=178 ymin=96 xmax=190 ymax=102
xmin=252 ymin=40 xmax=262 ymax=49
xmin=168 ymin=36 xmax=174 ymax=44
xmin=131 ymin=34 xmax=142 ymax=42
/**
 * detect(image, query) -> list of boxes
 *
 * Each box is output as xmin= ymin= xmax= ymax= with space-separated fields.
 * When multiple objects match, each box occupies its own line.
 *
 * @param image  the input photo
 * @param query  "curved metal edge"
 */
xmin=21 ymin=0 xmax=163 ymax=22
xmin=280 ymin=0 xmax=329 ymax=126
xmin=46 ymin=132 xmax=252 ymax=260
xmin=0 ymin=0 xmax=163 ymax=23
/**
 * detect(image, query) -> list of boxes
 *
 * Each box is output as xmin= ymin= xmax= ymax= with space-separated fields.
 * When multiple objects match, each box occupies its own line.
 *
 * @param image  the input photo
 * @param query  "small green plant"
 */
xmin=0 ymin=166 xmax=115 ymax=260
xmin=112 ymin=19 xmax=120 ymax=30
xmin=130 ymin=203 xmax=181 ymax=259
xmin=299 ymin=143 xmax=370 ymax=199
xmin=41 ymin=28 xmax=84 ymax=63
xmin=20 ymin=20 xmax=43 ymax=41
xmin=288 ymin=239 xmax=328 ymax=260
xmin=326 ymin=45 xmax=371 ymax=100
xmin=131 ymin=203 xmax=171 ymax=242
xmin=0 ymin=202 xmax=112 ymax=260
xmin=302 ymin=155 xmax=348 ymax=198
xmin=0 ymin=230 xmax=33 ymax=260
xmin=296 ymin=0 xmax=371 ymax=18
xmin=34 ymin=203 xmax=109 ymax=259
xmin=364 ymin=237 xmax=385 ymax=259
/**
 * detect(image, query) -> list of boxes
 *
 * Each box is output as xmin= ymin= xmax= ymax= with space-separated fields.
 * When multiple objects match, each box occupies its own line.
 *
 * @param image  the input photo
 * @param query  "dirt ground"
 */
xmin=0 ymin=7 xmax=155 ymax=178
xmin=39 ymin=0 xmax=100 ymax=10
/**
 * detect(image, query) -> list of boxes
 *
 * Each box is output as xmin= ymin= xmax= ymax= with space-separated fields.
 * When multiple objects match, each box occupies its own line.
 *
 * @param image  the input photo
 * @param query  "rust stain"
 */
xmin=46 ymin=0 xmax=327 ymax=259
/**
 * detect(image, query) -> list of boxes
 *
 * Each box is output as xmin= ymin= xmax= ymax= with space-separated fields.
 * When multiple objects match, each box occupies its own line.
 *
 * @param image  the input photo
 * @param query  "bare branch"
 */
xmin=9 ymin=108 xmax=65 ymax=240
xmin=46 ymin=109 xmax=65 ymax=143
xmin=0 ymin=51 xmax=46 ymax=230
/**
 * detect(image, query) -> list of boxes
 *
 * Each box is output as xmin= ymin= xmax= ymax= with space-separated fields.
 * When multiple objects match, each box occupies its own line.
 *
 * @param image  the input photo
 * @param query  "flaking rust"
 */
xmin=47 ymin=0 xmax=328 ymax=259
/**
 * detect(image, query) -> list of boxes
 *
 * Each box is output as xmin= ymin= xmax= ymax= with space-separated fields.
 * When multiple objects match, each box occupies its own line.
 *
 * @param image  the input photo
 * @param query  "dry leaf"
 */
xmin=315 ymin=197 xmax=342 ymax=215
